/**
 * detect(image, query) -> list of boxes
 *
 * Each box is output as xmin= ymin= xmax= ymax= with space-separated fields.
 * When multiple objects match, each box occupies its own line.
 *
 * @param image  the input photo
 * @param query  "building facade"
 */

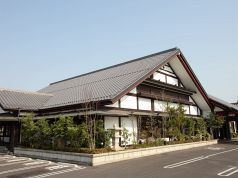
xmin=0 ymin=47 xmax=237 ymax=150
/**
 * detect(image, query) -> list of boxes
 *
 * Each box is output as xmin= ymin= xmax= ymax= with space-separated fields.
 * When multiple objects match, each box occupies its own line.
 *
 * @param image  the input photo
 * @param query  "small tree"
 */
xmin=95 ymin=120 xmax=113 ymax=148
xmin=207 ymin=113 xmax=225 ymax=139
xmin=20 ymin=114 xmax=36 ymax=148
xmin=52 ymin=116 xmax=75 ymax=149
xmin=34 ymin=119 xmax=51 ymax=148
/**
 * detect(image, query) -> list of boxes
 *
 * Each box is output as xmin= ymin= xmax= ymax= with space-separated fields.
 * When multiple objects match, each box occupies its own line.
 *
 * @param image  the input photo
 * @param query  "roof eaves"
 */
xmin=209 ymin=95 xmax=238 ymax=111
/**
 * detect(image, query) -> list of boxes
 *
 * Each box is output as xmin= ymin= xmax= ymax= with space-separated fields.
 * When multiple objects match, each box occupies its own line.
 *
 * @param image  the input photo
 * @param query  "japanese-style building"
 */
xmin=0 ymin=47 xmax=237 ymax=150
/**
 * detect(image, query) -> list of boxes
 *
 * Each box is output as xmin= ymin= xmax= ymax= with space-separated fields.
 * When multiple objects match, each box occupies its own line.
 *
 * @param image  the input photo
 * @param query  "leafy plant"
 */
xmin=121 ymin=127 xmax=130 ymax=149
xmin=20 ymin=114 xmax=37 ymax=148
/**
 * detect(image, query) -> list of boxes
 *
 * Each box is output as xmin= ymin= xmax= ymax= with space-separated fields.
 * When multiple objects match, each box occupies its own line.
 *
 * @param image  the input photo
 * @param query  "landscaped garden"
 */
xmin=20 ymin=105 xmax=224 ymax=154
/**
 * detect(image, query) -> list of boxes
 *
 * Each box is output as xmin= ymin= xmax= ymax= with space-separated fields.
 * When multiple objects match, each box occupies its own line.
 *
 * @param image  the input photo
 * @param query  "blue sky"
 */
xmin=0 ymin=0 xmax=237 ymax=102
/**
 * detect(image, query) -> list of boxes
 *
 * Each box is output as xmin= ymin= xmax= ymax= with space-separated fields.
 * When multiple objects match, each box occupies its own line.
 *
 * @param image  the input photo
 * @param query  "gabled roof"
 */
xmin=0 ymin=88 xmax=52 ymax=111
xmin=0 ymin=47 xmax=212 ymax=111
xmin=39 ymin=48 xmax=180 ymax=109
xmin=209 ymin=95 xmax=238 ymax=111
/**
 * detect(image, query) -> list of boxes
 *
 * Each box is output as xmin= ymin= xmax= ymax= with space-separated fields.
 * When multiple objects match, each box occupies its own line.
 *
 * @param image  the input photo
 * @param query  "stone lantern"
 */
xmin=108 ymin=124 xmax=123 ymax=151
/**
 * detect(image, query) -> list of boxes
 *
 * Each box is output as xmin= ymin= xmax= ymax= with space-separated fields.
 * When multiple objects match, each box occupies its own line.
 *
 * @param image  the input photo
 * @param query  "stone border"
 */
xmin=14 ymin=140 xmax=218 ymax=166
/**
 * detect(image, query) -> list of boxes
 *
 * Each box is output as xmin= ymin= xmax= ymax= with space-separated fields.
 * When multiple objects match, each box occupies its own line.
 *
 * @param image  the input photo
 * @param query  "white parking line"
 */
xmin=0 ymin=159 xmax=32 ymax=167
xmin=46 ymin=165 xmax=69 ymax=171
xmin=207 ymin=147 xmax=225 ymax=151
xmin=0 ymin=161 xmax=52 ymax=175
xmin=218 ymin=167 xmax=238 ymax=177
xmin=24 ymin=161 xmax=48 ymax=166
xmin=7 ymin=157 xmax=30 ymax=162
xmin=28 ymin=166 xmax=86 ymax=178
xmin=164 ymin=156 xmax=206 ymax=168
xmin=0 ymin=156 xmax=15 ymax=161
xmin=164 ymin=147 xmax=238 ymax=169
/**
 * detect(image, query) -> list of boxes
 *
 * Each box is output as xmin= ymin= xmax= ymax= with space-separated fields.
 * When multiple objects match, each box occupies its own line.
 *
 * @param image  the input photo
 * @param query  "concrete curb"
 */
xmin=14 ymin=140 xmax=218 ymax=166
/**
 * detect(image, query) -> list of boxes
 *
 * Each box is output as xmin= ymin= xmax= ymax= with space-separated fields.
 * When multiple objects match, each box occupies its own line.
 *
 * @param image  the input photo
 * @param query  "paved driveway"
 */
xmin=1 ymin=142 xmax=238 ymax=178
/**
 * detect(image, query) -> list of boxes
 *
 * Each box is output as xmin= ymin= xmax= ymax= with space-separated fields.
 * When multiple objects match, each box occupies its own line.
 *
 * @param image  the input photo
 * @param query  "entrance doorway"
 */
xmin=0 ymin=125 xmax=11 ymax=146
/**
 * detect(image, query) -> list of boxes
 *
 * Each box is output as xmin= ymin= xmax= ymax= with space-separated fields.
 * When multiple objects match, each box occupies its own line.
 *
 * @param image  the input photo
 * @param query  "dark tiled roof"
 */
xmin=39 ymin=48 xmax=179 ymax=109
xmin=0 ymin=88 xmax=52 ymax=110
xmin=209 ymin=95 xmax=238 ymax=111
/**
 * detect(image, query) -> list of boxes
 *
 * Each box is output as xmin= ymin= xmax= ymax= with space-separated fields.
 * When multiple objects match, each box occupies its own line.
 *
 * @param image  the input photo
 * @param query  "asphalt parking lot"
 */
xmin=1 ymin=142 xmax=238 ymax=178
xmin=0 ymin=154 xmax=86 ymax=178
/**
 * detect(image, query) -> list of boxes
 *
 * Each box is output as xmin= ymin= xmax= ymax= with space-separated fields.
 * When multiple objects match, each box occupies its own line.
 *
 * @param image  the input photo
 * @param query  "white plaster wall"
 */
xmin=105 ymin=101 xmax=119 ymax=108
xmin=121 ymin=117 xmax=138 ymax=145
xmin=183 ymin=105 xmax=190 ymax=115
xmin=120 ymin=95 xmax=137 ymax=109
xmin=189 ymin=97 xmax=195 ymax=104
xmin=104 ymin=117 xmax=119 ymax=129
xmin=190 ymin=106 xmax=198 ymax=115
xmin=167 ymin=76 xmax=178 ymax=86
xmin=153 ymin=72 xmax=166 ymax=82
xmin=138 ymin=97 xmax=151 ymax=111
xmin=154 ymin=100 xmax=167 ymax=112
xmin=129 ymin=88 xmax=137 ymax=94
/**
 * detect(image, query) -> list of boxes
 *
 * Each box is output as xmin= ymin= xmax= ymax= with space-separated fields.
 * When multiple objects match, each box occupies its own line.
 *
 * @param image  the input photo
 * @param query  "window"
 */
xmin=0 ymin=125 xmax=11 ymax=145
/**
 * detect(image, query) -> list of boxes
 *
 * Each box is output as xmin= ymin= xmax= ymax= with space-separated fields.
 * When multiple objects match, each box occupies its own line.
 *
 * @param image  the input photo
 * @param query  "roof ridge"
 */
xmin=50 ymin=47 xmax=179 ymax=85
xmin=0 ymin=88 xmax=53 ymax=96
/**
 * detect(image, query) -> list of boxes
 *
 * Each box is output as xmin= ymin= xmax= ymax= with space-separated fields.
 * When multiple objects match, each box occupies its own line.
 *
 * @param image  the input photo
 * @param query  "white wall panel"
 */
xmin=120 ymin=95 xmax=137 ymax=109
xmin=189 ymin=97 xmax=195 ymax=104
xmin=121 ymin=117 xmax=138 ymax=145
xmin=154 ymin=100 xmax=167 ymax=112
xmin=138 ymin=98 xmax=151 ymax=111
xmin=190 ymin=106 xmax=198 ymax=115
xmin=167 ymin=76 xmax=178 ymax=86
xmin=183 ymin=105 xmax=190 ymax=115
xmin=129 ymin=88 xmax=137 ymax=94
xmin=104 ymin=117 xmax=119 ymax=129
xmin=153 ymin=72 xmax=166 ymax=82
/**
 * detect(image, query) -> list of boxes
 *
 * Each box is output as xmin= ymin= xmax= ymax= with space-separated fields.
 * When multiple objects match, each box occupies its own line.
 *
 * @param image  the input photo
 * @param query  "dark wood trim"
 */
xmin=142 ymin=79 xmax=195 ymax=95
xmin=151 ymin=99 xmax=155 ymax=111
xmin=136 ymin=97 xmax=139 ymax=110
xmin=157 ymin=71 xmax=177 ymax=79
xmin=119 ymin=116 xmax=121 ymax=127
